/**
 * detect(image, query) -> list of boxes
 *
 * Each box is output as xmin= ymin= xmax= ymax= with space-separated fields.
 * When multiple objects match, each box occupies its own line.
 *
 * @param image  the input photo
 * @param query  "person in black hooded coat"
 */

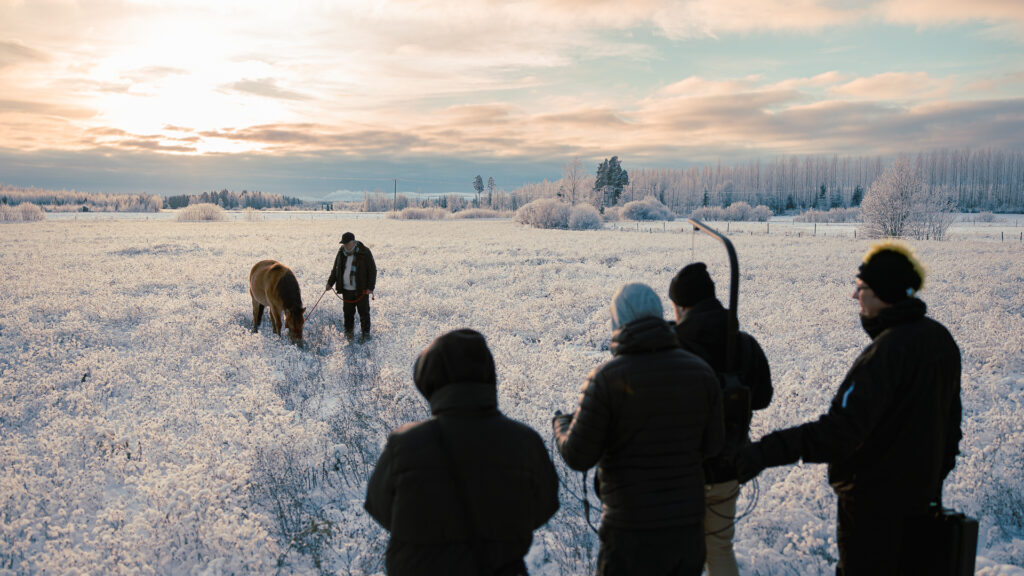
xmin=364 ymin=329 xmax=560 ymax=576
xmin=737 ymin=241 xmax=963 ymax=576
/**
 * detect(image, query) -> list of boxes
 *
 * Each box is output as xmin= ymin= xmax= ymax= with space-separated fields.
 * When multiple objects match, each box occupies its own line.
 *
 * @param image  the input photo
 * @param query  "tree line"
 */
xmin=164 ymin=189 xmax=305 ymax=210
xmin=1 ymin=185 xmax=163 ymax=212
xmin=507 ymin=148 xmax=1024 ymax=214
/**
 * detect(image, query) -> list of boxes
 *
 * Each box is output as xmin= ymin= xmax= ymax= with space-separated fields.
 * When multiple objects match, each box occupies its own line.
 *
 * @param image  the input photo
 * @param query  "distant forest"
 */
xmin=615 ymin=148 xmax=1024 ymax=214
xmin=163 ymin=189 xmax=306 ymax=210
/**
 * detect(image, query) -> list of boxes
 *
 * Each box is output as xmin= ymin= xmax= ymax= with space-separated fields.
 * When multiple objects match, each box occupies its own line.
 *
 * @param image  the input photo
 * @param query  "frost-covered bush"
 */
xmin=620 ymin=196 xmax=675 ymax=221
xmin=975 ymin=211 xmax=998 ymax=223
xmin=568 ymin=204 xmax=603 ymax=230
xmin=386 ymin=207 xmax=448 ymax=220
xmin=450 ymin=208 xmax=512 ymax=219
xmin=691 ymin=202 xmax=774 ymax=222
xmin=795 ymin=207 xmax=861 ymax=223
xmin=243 ymin=207 xmax=264 ymax=222
xmin=175 ymin=202 xmax=227 ymax=222
xmin=601 ymin=205 xmax=623 ymax=222
xmin=0 ymin=202 xmax=46 ymax=222
xmin=516 ymin=198 xmax=570 ymax=229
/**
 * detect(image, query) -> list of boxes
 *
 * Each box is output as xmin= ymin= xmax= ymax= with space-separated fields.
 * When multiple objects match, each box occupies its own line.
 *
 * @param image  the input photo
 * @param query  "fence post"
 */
xmin=766 ymin=221 xmax=769 ymax=234
xmin=814 ymin=222 xmax=817 ymax=236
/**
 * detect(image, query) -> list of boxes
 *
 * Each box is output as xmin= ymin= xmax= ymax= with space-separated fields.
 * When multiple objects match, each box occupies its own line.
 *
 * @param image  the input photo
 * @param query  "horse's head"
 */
xmin=285 ymin=307 xmax=306 ymax=344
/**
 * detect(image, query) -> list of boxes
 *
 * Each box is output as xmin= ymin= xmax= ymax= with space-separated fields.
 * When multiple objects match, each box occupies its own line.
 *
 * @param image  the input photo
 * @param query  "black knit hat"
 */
xmin=413 ymin=329 xmax=497 ymax=400
xmin=669 ymin=262 xmax=716 ymax=307
xmin=857 ymin=241 xmax=925 ymax=304
xmin=340 ymin=232 xmax=355 ymax=244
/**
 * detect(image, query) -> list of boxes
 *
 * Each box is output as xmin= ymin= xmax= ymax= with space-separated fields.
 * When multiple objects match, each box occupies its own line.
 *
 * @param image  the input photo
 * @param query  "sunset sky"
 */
xmin=2 ymin=0 xmax=1023 ymax=199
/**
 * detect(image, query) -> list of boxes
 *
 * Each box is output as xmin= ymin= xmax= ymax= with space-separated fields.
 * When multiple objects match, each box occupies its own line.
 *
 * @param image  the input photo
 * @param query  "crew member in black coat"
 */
xmin=365 ymin=329 xmax=560 ymax=576
xmin=669 ymin=262 xmax=773 ymax=576
xmin=737 ymin=241 xmax=963 ymax=576
xmin=553 ymin=283 xmax=724 ymax=576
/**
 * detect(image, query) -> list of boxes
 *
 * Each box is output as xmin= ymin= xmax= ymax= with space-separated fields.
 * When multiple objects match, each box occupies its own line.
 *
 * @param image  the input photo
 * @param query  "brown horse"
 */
xmin=249 ymin=259 xmax=305 ymax=344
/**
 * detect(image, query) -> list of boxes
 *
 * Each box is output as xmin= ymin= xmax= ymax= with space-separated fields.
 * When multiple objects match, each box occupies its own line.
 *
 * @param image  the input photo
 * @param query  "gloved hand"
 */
xmin=736 ymin=442 xmax=766 ymax=483
xmin=552 ymin=410 xmax=572 ymax=431
xmin=326 ymin=281 xmax=333 ymax=291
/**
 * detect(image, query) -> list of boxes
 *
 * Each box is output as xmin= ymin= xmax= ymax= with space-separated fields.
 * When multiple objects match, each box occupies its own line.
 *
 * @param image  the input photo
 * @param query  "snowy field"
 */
xmin=1 ymin=216 xmax=1022 ymax=575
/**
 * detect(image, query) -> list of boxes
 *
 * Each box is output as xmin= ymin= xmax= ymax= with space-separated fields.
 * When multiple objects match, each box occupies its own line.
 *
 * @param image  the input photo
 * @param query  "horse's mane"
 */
xmin=276 ymin=269 xmax=303 ymax=311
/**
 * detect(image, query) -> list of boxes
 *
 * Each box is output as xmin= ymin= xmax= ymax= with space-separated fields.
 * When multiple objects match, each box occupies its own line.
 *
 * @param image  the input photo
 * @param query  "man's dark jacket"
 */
xmin=364 ymin=382 xmax=559 ymax=576
xmin=553 ymin=316 xmax=725 ymax=530
xmin=749 ymin=298 xmax=962 ymax=505
xmin=327 ymin=241 xmax=377 ymax=293
xmin=674 ymin=297 xmax=773 ymax=483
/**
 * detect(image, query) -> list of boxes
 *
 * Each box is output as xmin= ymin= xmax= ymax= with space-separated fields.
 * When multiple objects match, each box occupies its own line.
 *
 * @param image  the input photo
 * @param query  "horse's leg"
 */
xmin=252 ymin=298 xmax=264 ymax=332
xmin=270 ymin=307 xmax=282 ymax=336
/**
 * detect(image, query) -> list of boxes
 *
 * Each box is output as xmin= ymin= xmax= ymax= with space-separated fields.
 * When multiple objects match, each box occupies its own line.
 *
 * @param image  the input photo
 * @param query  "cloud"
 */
xmin=222 ymin=78 xmax=310 ymax=101
xmin=0 ymin=40 xmax=48 ymax=69
xmin=829 ymin=72 xmax=953 ymax=102
xmin=875 ymin=0 xmax=1024 ymax=30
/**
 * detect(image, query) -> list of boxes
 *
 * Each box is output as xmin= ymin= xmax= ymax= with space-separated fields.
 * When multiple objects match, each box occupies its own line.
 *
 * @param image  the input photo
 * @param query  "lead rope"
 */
xmin=303 ymin=288 xmax=330 ymax=322
xmin=550 ymin=433 xmax=600 ymax=535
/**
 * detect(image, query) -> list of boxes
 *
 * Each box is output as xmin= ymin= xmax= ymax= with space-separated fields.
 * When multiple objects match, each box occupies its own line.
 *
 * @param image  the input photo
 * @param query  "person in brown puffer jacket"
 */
xmin=553 ymin=283 xmax=725 ymax=576
xmin=364 ymin=329 xmax=560 ymax=576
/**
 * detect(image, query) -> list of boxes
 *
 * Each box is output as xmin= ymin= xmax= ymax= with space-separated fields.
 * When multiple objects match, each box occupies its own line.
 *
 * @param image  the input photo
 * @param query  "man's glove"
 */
xmin=326 ymin=281 xmax=333 ymax=291
xmin=736 ymin=442 xmax=765 ymax=483
xmin=552 ymin=410 xmax=572 ymax=432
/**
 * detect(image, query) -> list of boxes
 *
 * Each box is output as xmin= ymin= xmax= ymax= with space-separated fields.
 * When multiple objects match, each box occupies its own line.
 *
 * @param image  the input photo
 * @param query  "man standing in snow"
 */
xmin=553 ymin=283 xmax=724 ymax=576
xmin=365 ymin=329 xmax=559 ymax=576
xmin=737 ymin=241 xmax=963 ymax=575
xmin=326 ymin=231 xmax=376 ymax=340
xmin=669 ymin=262 xmax=773 ymax=576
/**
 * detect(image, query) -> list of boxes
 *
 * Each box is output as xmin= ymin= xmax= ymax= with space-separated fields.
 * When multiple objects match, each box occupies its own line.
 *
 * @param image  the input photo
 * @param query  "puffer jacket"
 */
xmin=553 ymin=316 xmax=724 ymax=529
xmin=328 ymin=241 xmax=377 ymax=293
xmin=364 ymin=382 xmax=560 ymax=576
xmin=674 ymin=297 xmax=773 ymax=483
xmin=754 ymin=298 xmax=962 ymax=506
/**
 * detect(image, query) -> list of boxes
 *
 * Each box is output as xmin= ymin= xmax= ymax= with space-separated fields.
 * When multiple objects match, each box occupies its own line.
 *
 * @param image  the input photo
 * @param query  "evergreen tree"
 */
xmin=473 ymin=175 xmax=484 ymax=205
xmin=593 ymin=156 xmax=628 ymax=207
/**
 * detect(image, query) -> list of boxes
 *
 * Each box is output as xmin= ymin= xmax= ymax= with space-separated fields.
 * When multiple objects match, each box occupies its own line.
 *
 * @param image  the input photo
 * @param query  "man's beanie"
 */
xmin=340 ymin=231 xmax=355 ymax=244
xmin=857 ymin=240 xmax=926 ymax=304
xmin=413 ymin=329 xmax=497 ymax=400
xmin=669 ymin=262 xmax=716 ymax=307
xmin=610 ymin=283 xmax=664 ymax=330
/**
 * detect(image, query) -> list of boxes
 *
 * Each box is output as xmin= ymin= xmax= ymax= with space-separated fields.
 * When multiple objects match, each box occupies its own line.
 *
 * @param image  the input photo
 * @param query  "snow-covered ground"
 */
xmin=1 ymin=217 xmax=1022 ymax=575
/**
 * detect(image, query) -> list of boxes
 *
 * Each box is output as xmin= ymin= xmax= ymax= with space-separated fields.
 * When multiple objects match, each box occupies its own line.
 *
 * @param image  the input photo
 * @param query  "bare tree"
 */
xmin=561 ymin=157 xmax=585 ymax=206
xmin=860 ymin=157 xmax=921 ymax=238
xmin=909 ymin=185 xmax=958 ymax=240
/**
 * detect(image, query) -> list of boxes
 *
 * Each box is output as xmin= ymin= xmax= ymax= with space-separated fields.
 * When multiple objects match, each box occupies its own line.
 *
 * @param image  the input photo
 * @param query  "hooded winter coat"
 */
xmin=364 ymin=330 xmax=559 ymax=576
xmin=674 ymin=297 xmax=773 ymax=483
xmin=553 ymin=316 xmax=725 ymax=530
xmin=328 ymin=241 xmax=377 ymax=293
xmin=747 ymin=298 xmax=962 ymax=505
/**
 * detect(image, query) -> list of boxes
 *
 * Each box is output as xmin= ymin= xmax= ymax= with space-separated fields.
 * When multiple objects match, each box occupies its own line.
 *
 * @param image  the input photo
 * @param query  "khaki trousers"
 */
xmin=704 ymin=480 xmax=740 ymax=576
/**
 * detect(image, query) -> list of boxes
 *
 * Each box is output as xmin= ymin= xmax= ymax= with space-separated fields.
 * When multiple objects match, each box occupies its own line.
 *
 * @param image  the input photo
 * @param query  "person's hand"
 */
xmin=736 ymin=443 xmax=765 ymax=483
xmin=326 ymin=281 xmax=333 ymax=291
xmin=552 ymin=410 xmax=572 ymax=430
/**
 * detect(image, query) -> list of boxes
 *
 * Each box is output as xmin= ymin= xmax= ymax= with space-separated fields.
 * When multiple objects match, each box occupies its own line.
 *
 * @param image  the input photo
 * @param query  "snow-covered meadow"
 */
xmin=1 ymin=216 xmax=1022 ymax=575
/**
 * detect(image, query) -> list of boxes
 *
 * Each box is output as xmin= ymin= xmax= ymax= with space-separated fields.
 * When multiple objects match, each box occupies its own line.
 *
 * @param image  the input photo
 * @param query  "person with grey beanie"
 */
xmin=553 ymin=283 xmax=724 ymax=576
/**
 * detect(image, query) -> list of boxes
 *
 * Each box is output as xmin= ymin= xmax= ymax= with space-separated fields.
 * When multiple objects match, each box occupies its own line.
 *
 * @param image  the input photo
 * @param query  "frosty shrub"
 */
xmin=242 ymin=207 xmax=264 ymax=222
xmin=691 ymin=202 xmax=773 ymax=222
xmin=516 ymin=198 xmax=570 ymax=229
xmin=175 ymin=203 xmax=228 ymax=222
xmin=386 ymin=207 xmax=448 ymax=220
xmin=620 ymin=196 xmax=675 ymax=221
xmin=601 ymin=205 xmax=623 ymax=222
xmin=975 ymin=211 xmax=998 ymax=223
xmin=795 ymin=207 xmax=861 ymax=223
xmin=0 ymin=203 xmax=46 ymax=222
xmin=451 ymin=208 xmax=512 ymax=219
xmin=568 ymin=204 xmax=603 ymax=230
